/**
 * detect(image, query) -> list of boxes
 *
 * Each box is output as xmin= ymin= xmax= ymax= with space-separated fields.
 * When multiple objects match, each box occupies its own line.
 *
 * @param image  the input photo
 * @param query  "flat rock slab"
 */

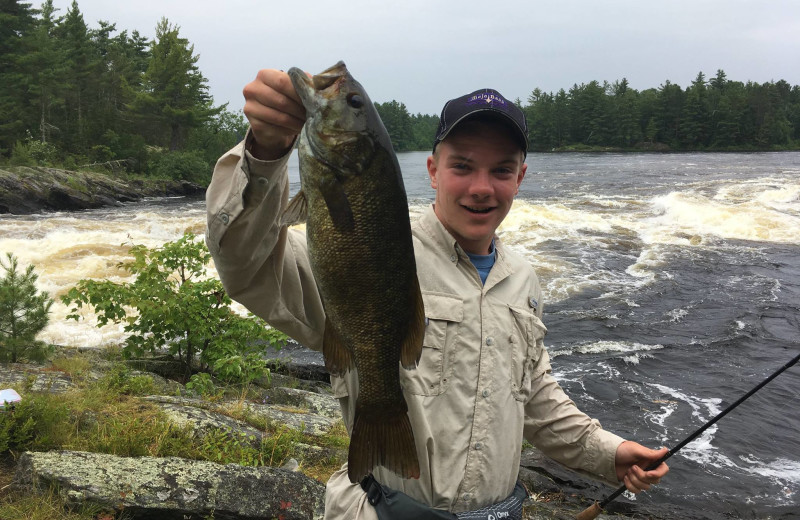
xmin=261 ymin=386 xmax=342 ymax=419
xmin=147 ymin=398 xmax=267 ymax=448
xmin=14 ymin=450 xmax=325 ymax=520
xmin=0 ymin=363 xmax=77 ymax=393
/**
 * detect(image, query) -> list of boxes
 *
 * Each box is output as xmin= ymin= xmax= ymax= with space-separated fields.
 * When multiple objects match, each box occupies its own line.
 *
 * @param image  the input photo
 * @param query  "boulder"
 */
xmin=13 ymin=450 xmax=325 ymax=520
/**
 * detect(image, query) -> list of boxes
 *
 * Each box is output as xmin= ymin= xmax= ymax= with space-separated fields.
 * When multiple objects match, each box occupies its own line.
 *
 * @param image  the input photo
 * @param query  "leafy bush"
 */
xmin=0 ymin=253 xmax=53 ymax=363
xmin=61 ymin=233 xmax=287 ymax=383
xmin=147 ymin=150 xmax=211 ymax=183
xmin=8 ymin=133 xmax=60 ymax=166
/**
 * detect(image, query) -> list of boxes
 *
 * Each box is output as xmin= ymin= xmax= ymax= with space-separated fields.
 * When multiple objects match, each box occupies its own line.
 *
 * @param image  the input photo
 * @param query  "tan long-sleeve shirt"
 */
xmin=205 ymin=137 xmax=625 ymax=519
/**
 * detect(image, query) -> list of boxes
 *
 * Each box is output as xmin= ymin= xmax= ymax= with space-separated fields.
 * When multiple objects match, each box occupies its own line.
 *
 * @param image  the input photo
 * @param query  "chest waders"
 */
xmin=361 ymin=475 xmax=527 ymax=520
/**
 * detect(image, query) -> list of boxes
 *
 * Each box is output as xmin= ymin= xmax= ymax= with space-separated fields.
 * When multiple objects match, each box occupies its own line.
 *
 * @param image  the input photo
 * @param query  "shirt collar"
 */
xmin=418 ymin=205 xmax=513 ymax=286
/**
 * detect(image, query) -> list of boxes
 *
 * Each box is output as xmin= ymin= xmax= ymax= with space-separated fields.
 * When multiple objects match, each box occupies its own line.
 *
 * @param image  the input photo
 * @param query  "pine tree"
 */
xmin=130 ymin=18 xmax=217 ymax=151
xmin=57 ymin=0 xmax=96 ymax=153
xmin=19 ymin=0 xmax=65 ymax=145
xmin=0 ymin=0 xmax=37 ymax=156
xmin=0 ymin=253 xmax=53 ymax=363
xmin=374 ymin=100 xmax=414 ymax=151
xmin=680 ymin=72 xmax=709 ymax=147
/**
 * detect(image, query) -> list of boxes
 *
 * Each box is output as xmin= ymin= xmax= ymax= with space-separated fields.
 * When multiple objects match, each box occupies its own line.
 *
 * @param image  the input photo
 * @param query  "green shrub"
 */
xmin=8 ymin=136 xmax=59 ymax=166
xmin=62 ymin=233 xmax=287 ymax=384
xmin=147 ymin=150 xmax=211 ymax=183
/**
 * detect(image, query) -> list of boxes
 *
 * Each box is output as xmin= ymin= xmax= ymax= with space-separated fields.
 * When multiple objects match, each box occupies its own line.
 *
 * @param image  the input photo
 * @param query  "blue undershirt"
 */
xmin=465 ymin=241 xmax=496 ymax=285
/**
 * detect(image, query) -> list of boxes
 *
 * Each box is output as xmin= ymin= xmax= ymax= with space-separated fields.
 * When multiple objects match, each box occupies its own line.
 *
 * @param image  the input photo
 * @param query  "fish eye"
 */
xmin=347 ymin=93 xmax=364 ymax=108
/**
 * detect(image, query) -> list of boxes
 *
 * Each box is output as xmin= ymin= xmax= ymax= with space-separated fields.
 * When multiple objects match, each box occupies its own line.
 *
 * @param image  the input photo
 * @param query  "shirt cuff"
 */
xmin=586 ymin=428 xmax=626 ymax=486
xmin=243 ymin=128 xmax=296 ymax=177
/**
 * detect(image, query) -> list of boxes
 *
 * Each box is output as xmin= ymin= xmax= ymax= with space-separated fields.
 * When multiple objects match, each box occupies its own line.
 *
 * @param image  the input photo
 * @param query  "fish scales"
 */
xmin=285 ymin=61 xmax=425 ymax=483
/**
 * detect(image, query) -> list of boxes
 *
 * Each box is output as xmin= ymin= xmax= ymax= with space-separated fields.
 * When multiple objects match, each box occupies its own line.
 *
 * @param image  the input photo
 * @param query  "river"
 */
xmin=1 ymin=151 xmax=799 ymax=518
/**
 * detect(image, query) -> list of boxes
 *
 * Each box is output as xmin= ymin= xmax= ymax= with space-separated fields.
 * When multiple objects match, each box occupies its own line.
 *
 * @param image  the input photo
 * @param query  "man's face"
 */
xmin=427 ymin=119 xmax=527 ymax=255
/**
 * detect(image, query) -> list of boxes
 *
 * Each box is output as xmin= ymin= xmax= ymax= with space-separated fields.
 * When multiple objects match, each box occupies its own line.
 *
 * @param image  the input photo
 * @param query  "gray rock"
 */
xmin=260 ymin=387 xmax=342 ymax=419
xmin=0 ymin=167 xmax=204 ymax=215
xmin=0 ymin=363 xmax=76 ymax=393
xmin=146 ymin=396 xmax=267 ymax=449
xmin=246 ymin=402 xmax=338 ymax=437
xmin=13 ymin=450 xmax=325 ymax=520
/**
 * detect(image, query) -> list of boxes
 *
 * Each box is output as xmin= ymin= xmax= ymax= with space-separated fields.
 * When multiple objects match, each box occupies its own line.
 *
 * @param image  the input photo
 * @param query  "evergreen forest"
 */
xmin=2 ymin=0 xmax=799 ymax=185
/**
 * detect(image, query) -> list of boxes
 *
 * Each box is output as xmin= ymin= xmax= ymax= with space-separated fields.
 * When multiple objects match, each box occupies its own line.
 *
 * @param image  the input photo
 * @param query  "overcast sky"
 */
xmin=52 ymin=0 xmax=800 ymax=116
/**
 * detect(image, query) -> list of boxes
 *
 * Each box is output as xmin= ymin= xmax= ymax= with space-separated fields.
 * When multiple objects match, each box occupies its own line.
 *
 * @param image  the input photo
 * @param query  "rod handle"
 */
xmin=576 ymin=501 xmax=603 ymax=520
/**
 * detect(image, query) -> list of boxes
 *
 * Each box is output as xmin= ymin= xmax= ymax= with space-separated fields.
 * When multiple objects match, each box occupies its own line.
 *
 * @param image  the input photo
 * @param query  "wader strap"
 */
xmin=359 ymin=475 xmax=526 ymax=520
xmin=360 ymin=475 xmax=456 ymax=520
xmin=455 ymin=481 xmax=527 ymax=520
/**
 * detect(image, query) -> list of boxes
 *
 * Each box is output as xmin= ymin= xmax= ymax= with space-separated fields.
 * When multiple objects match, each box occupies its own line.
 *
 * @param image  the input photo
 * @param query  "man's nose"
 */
xmin=469 ymin=171 xmax=492 ymax=197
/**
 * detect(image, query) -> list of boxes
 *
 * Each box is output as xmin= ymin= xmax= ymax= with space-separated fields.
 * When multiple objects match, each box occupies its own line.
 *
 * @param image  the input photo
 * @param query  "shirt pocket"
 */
xmin=508 ymin=305 xmax=547 ymax=402
xmin=400 ymin=292 xmax=463 ymax=396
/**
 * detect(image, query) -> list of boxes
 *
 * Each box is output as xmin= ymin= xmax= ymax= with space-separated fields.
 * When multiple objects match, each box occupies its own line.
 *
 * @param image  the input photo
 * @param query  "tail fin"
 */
xmin=347 ymin=407 xmax=420 ymax=483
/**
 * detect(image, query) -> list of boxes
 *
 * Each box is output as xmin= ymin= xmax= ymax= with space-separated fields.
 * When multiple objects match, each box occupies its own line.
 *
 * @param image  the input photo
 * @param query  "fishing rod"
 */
xmin=576 ymin=350 xmax=800 ymax=520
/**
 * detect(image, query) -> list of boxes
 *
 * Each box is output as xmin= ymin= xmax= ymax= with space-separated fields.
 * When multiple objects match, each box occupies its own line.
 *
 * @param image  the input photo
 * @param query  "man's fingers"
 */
xmin=623 ymin=473 xmax=651 ymax=494
xmin=244 ymin=100 xmax=305 ymax=136
xmin=243 ymin=69 xmax=306 ymax=122
xmin=624 ymin=464 xmax=665 ymax=494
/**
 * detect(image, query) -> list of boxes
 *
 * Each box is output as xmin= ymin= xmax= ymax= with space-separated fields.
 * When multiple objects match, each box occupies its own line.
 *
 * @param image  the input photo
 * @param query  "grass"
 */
xmin=0 ymin=348 xmax=348 ymax=518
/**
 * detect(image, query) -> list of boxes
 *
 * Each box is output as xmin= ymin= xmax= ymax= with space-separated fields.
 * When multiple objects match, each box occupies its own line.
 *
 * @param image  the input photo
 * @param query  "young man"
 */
xmin=205 ymin=69 xmax=669 ymax=520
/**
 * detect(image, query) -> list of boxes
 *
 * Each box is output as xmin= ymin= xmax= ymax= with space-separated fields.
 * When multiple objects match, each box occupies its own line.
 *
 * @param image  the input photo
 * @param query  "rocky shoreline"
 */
xmin=0 ymin=347 xmax=727 ymax=520
xmin=0 ymin=166 xmax=205 ymax=215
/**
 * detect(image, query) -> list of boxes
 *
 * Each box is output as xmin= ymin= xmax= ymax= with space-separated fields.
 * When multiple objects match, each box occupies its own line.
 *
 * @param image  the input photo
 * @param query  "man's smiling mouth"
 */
xmin=463 ymin=205 xmax=494 ymax=214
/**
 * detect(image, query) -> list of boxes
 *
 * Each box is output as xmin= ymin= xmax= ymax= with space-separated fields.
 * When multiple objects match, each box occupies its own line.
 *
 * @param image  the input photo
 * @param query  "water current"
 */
xmin=1 ymin=151 xmax=798 ymax=518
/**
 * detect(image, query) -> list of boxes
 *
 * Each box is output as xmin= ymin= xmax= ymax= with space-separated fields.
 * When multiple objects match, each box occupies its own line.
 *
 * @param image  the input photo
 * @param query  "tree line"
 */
xmin=1 ymin=0 xmax=246 ymax=182
xmin=377 ymin=72 xmax=800 ymax=152
xmin=2 ymin=1 xmax=799 ymax=186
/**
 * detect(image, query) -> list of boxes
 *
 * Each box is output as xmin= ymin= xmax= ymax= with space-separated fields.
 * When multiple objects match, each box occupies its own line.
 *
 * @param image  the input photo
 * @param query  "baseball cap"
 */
xmin=432 ymin=88 xmax=528 ymax=157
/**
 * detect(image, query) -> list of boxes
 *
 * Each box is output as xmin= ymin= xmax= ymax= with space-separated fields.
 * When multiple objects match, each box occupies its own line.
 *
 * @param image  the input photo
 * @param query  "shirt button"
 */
xmin=220 ymin=213 xmax=230 ymax=225
xmin=482 ymin=389 xmax=490 ymax=398
xmin=529 ymin=297 xmax=538 ymax=309
xmin=509 ymin=334 xmax=516 ymax=343
xmin=450 ymin=254 xmax=457 ymax=262
xmin=485 ymin=337 xmax=494 ymax=346
xmin=474 ymin=442 xmax=483 ymax=450
xmin=257 ymin=177 xmax=268 ymax=186
xmin=462 ymin=493 xmax=471 ymax=501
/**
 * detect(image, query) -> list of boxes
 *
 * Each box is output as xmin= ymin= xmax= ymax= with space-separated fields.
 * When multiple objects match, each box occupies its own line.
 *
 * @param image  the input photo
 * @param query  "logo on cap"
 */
xmin=466 ymin=92 xmax=508 ymax=107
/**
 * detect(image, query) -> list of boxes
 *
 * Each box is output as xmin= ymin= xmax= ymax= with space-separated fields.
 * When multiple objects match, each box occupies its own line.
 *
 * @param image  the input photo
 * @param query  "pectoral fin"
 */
xmin=323 ymin=316 xmax=353 ymax=376
xmin=400 ymin=276 xmax=425 ymax=369
xmin=320 ymin=178 xmax=355 ymax=232
xmin=281 ymin=190 xmax=308 ymax=226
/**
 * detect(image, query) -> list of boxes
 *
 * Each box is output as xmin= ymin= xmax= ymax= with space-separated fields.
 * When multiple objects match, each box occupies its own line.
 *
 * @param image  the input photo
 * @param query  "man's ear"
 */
xmin=516 ymin=163 xmax=527 ymax=193
xmin=427 ymin=155 xmax=438 ymax=189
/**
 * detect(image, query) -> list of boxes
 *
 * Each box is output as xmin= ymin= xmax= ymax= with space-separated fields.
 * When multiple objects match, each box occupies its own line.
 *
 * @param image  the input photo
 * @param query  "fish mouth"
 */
xmin=311 ymin=61 xmax=348 ymax=90
xmin=289 ymin=61 xmax=348 ymax=108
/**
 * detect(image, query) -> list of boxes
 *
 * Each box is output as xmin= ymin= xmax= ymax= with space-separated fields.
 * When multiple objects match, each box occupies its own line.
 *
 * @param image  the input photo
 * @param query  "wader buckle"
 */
xmin=360 ymin=474 xmax=383 ymax=506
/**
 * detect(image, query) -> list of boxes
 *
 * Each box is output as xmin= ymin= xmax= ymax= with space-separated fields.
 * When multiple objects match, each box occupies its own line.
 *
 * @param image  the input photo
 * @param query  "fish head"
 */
xmin=289 ymin=62 xmax=392 ymax=176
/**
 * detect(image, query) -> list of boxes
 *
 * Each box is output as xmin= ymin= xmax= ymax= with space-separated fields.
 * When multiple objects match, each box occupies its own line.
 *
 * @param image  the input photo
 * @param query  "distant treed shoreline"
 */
xmin=376 ymin=72 xmax=800 ymax=153
xmin=2 ymin=1 xmax=798 ymax=187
